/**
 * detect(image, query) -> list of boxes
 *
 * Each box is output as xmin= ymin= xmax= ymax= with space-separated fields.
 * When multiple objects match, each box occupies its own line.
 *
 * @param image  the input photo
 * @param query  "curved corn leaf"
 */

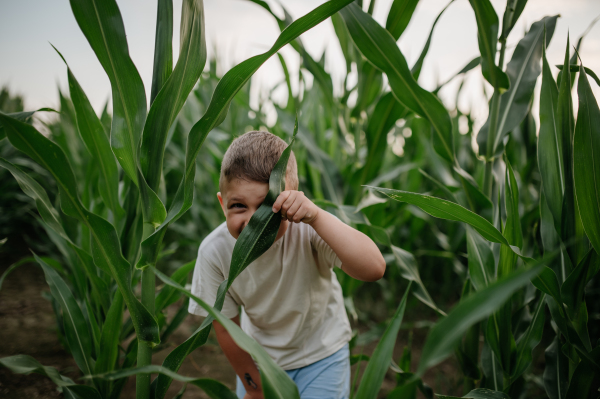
xmin=68 ymin=0 xmax=166 ymax=228
xmin=152 ymin=267 xmax=300 ymax=399
xmin=556 ymin=65 xmax=600 ymax=87
xmin=152 ymin=121 xmax=297 ymax=398
xmin=354 ymin=283 xmax=411 ymax=399
xmin=155 ymin=260 xmax=195 ymax=313
xmin=410 ymin=0 xmax=454 ymax=80
xmin=574 ymin=63 xmax=600 ymax=255
xmin=453 ymin=165 xmax=493 ymax=219
xmin=392 ymin=246 xmax=445 ymax=316
xmin=339 ymin=3 xmax=454 ymax=163
xmin=137 ymin=0 xmax=353 ymax=269
xmin=34 ymin=254 xmax=94 ymax=378
xmin=500 ymin=0 xmax=527 ymax=41
xmin=531 ymin=266 xmax=562 ymax=304
xmin=352 ymin=61 xmax=383 ymax=118
xmin=95 ymin=290 xmax=123 ymax=398
xmin=538 ymin=35 xmax=563 ymax=232
xmin=543 ymin=338 xmax=569 ymax=399
xmin=511 ymin=294 xmax=545 ymax=379
xmin=386 ymin=0 xmax=419 ymax=41
xmin=53 ymin=46 xmax=124 ymax=219
xmin=141 ymin=0 xmax=206 ymax=192
xmin=467 ymin=0 xmax=509 ymax=91
xmin=540 ymin=190 xmax=572 ymax=283
xmin=498 ymin=156 xmax=522 ymax=277
xmin=466 ymin=226 xmax=494 ymax=291
xmin=477 ymin=16 xmax=558 ymax=160
xmin=438 ymin=388 xmax=510 ymax=399
xmin=434 ymin=57 xmax=480 ymax=93
xmin=0 ymin=257 xmax=35 ymax=293
xmin=562 ymin=249 xmax=598 ymax=316
xmin=92 ymin=365 xmax=237 ymax=399
xmin=0 ymin=355 xmax=101 ymax=399
xmin=0 ymin=108 xmax=58 ymax=140
xmin=150 ymin=0 xmax=174 ymax=104
xmin=0 ymin=115 xmax=159 ymax=345
xmin=564 ymin=347 xmax=600 ymax=399
xmin=416 ymin=264 xmax=543 ymax=375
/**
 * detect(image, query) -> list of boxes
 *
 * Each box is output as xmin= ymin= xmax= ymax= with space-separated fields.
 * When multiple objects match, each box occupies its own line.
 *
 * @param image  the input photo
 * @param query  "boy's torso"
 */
xmin=189 ymin=220 xmax=352 ymax=370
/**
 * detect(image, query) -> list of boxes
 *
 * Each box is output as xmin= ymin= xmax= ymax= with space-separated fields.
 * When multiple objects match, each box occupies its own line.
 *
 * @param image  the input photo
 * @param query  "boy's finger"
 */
xmin=286 ymin=197 xmax=303 ymax=221
xmin=280 ymin=192 xmax=299 ymax=218
xmin=272 ymin=191 xmax=291 ymax=212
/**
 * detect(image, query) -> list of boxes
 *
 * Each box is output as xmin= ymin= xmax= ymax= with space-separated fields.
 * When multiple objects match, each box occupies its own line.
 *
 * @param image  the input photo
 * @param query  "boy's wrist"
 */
xmin=305 ymin=206 xmax=321 ymax=226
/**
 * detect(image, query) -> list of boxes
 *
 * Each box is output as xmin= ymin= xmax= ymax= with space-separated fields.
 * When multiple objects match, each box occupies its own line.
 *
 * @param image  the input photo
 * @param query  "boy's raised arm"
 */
xmin=213 ymin=316 xmax=264 ymax=399
xmin=272 ymin=191 xmax=386 ymax=282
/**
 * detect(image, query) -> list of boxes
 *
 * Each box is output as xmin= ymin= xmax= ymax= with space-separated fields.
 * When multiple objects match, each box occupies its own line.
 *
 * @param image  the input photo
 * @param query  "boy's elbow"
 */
xmin=365 ymin=256 xmax=386 ymax=282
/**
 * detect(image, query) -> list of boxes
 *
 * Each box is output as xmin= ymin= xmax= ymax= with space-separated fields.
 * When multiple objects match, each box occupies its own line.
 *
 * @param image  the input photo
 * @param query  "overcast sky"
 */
xmin=1 ymin=0 xmax=599 ymax=133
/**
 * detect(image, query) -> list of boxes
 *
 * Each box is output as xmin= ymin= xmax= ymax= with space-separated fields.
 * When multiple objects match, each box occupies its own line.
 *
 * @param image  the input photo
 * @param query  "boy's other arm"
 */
xmin=213 ymin=316 xmax=263 ymax=399
xmin=273 ymin=191 xmax=386 ymax=282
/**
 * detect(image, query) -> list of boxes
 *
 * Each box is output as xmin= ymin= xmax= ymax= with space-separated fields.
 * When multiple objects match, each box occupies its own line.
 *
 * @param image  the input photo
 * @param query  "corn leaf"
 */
xmin=152 ymin=267 xmax=300 ymax=399
xmin=34 ymin=254 xmax=94 ymax=378
xmin=467 ymin=0 xmax=509 ymax=91
xmin=531 ymin=266 xmax=562 ymax=305
xmin=498 ymin=156 xmax=522 ymax=277
xmin=573 ymin=63 xmax=600 ymax=255
xmin=538 ymin=34 xmax=564 ymax=232
xmin=339 ymin=3 xmax=454 ymax=163
xmin=0 ymin=108 xmax=57 ymax=140
xmin=543 ymin=338 xmax=569 ymax=399
xmin=416 ymin=264 xmax=543 ymax=375
xmin=354 ymin=283 xmax=411 ymax=399
xmin=511 ymin=294 xmax=546 ymax=379
xmin=92 ymin=365 xmax=237 ymax=399
xmin=385 ymin=0 xmax=419 ymax=41
xmin=150 ymin=0 xmax=174 ymax=104
xmin=0 ymin=355 xmax=101 ymax=399
xmin=562 ymin=249 xmax=598 ymax=317
xmin=477 ymin=15 xmax=558 ymax=160
xmin=466 ymin=226 xmax=495 ymax=291
xmin=95 ymin=290 xmax=123 ymax=398
xmin=557 ymin=65 xmax=600 ymax=87
xmin=137 ymin=0 xmax=353 ymax=269
xmin=0 ymin=115 xmax=160 ymax=345
xmin=141 ymin=0 xmax=206 ymax=192
xmin=155 ymin=260 xmax=195 ymax=313
xmin=500 ymin=0 xmax=527 ymax=41
xmin=438 ymin=388 xmax=510 ymax=399
xmin=564 ymin=347 xmax=600 ymax=399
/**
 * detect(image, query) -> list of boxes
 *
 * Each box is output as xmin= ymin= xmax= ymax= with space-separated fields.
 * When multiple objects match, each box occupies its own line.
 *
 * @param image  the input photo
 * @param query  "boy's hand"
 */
xmin=272 ymin=191 xmax=320 ymax=225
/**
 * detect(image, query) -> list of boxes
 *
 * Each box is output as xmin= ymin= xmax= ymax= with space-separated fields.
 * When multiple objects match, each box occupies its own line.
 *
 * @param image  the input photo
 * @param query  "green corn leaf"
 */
xmin=91 ymin=365 xmax=237 ymax=399
xmin=360 ymin=92 xmax=407 ymax=185
xmin=385 ymin=0 xmax=420 ymax=41
xmin=339 ymin=3 xmax=454 ymax=163
xmin=0 ymin=108 xmax=58 ymax=140
xmin=531 ymin=266 xmax=562 ymax=304
xmin=108 ymin=340 xmax=138 ymax=399
xmin=466 ymin=226 xmax=495 ymax=291
xmin=498 ymin=156 xmax=522 ymax=277
xmin=352 ymin=61 xmax=383 ymax=118
xmin=543 ymin=338 xmax=569 ymax=399
xmin=331 ymin=12 xmax=357 ymax=72
xmin=141 ymin=0 xmax=206 ymax=192
xmin=453 ymin=165 xmax=493 ymax=220
xmin=416 ymin=264 xmax=543 ymax=375
xmin=152 ymin=121 xmax=298 ymax=398
xmin=410 ymin=0 xmax=454 ymax=80
xmin=467 ymin=0 xmax=510 ymax=91
xmin=477 ymin=15 xmax=558 ymax=160
xmin=564 ymin=347 xmax=600 ymax=399
xmin=0 ymin=115 xmax=159 ymax=345
xmin=155 ymin=260 xmax=195 ymax=313
xmin=354 ymin=283 xmax=411 ymax=399
xmin=0 ymin=257 xmax=35 ymax=293
xmin=0 ymin=355 xmax=101 ymax=399
xmin=557 ymin=65 xmax=600 ymax=87
xmin=34 ymin=254 xmax=94 ymax=378
xmin=53 ymin=46 xmax=125 ymax=219
xmin=68 ymin=0 xmax=166 ymax=229
xmin=370 ymin=187 xmax=510 ymax=246
xmin=137 ymin=0 xmax=353 ymax=269
xmin=152 ymin=267 xmax=300 ymax=399
xmin=500 ymin=0 xmax=527 ymax=41
xmin=573 ymin=62 xmax=600 ymax=255
xmin=437 ymin=388 xmax=511 ymax=399
xmin=561 ymin=249 xmax=598 ymax=317
xmin=434 ymin=57 xmax=480 ymax=93
xmin=95 ymin=290 xmax=124 ymax=398
xmin=150 ymin=0 xmax=174 ymax=104
xmin=540 ymin=190 xmax=572 ymax=283
xmin=511 ymin=294 xmax=546 ymax=379
xmin=392 ymin=246 xmax=445 ymax=316
xmin=538 ymin=33 xmax=564 ymax=232
xmin=161 ymin=297 xmax=190 ymax=343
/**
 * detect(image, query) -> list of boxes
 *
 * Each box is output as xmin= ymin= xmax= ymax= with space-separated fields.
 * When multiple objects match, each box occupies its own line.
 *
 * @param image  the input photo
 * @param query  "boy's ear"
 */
xmin=217 ymin=192 xmax=226 ymax=215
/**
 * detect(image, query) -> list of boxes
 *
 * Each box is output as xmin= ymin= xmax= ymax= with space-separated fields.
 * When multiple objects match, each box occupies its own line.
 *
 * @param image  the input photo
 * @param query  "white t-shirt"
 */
xmin=188 ymin=219 xmax=352 ymax=370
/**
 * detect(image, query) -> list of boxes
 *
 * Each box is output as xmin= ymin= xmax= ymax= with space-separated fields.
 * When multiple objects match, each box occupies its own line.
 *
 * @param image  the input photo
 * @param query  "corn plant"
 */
xmin=0 ymin=0 xmax=355 ymax=398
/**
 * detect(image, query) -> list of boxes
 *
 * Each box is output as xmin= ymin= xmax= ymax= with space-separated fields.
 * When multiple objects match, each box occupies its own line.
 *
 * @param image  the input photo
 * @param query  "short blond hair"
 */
xmin=219 ymin=131 xmax=298 ymax=191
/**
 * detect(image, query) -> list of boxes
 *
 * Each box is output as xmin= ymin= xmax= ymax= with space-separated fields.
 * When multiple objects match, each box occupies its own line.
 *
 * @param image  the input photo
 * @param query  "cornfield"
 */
xmin=1 ymin=0 xmax=599 ymax=398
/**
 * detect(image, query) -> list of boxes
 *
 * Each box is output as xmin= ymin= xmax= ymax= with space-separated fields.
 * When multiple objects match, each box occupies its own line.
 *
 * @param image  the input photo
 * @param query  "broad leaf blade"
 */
xmin=95 ymin=290 xmax=124 ymax=398
xmin=150 ymin=0 xmax=174 ymax=104
xmin=385 ymin=0 xmax=419 ymax=40
xmin=511 ymin=294 xmax=545 ymax=379
xmin=543 ymin=338 xmax=569 ymax=399
xmin=466 ymin=226 xmax=495 ymax=291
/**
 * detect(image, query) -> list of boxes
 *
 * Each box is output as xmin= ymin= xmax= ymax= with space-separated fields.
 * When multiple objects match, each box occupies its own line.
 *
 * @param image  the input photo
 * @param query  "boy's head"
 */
xmin=217 ymin=131 xmax=298 ymax=239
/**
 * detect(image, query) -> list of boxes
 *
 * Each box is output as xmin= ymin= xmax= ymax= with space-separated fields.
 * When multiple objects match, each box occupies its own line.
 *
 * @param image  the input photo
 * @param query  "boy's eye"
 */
xmin=230 ymin=203 xmax=246 ymax=209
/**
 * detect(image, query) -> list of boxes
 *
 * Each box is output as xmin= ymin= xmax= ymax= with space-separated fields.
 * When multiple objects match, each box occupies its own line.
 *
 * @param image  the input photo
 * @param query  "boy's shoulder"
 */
xmin=198 ymin=222 xmax=235 ymax=264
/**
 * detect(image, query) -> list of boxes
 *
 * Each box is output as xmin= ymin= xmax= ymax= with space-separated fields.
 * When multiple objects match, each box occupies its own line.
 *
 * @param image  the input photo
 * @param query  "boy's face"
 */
xmin=217 ymin=178 xmax=290 ymax=241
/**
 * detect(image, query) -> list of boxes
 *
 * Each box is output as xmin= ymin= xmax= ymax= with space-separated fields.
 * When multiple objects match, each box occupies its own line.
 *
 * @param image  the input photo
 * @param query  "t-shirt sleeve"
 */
xmin=309 ymin=220 xmax=343 ymax=269
xmin=188 ymin=250 xmax=240 ymax=318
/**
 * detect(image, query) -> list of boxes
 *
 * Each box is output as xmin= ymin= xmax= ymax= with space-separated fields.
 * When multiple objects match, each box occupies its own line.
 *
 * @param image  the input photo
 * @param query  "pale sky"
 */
xmin=1 ymin=0 xmax=599 ymax=134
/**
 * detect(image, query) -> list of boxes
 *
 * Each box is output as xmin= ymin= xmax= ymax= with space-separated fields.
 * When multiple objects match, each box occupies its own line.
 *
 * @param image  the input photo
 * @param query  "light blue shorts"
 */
xmin=236 ymin=343 xmax=350 ymax=399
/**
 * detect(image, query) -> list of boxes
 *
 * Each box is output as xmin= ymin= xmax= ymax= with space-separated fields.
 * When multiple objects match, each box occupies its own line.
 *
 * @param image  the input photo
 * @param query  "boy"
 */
xmin=189 ymin=131 xmax=386 ymax=399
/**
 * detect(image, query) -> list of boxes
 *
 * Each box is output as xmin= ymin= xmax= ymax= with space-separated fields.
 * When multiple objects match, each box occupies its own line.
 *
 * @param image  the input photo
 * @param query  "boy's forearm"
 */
xmin=308 ymin=209 xmax=386 ymax=281
xmin=213 ymin=316 xmax=263 ymax=398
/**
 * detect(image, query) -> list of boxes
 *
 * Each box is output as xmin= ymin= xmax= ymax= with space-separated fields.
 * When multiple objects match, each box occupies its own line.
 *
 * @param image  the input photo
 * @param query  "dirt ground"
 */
xmin=0 ymin=250 xmax=462 ymax=399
